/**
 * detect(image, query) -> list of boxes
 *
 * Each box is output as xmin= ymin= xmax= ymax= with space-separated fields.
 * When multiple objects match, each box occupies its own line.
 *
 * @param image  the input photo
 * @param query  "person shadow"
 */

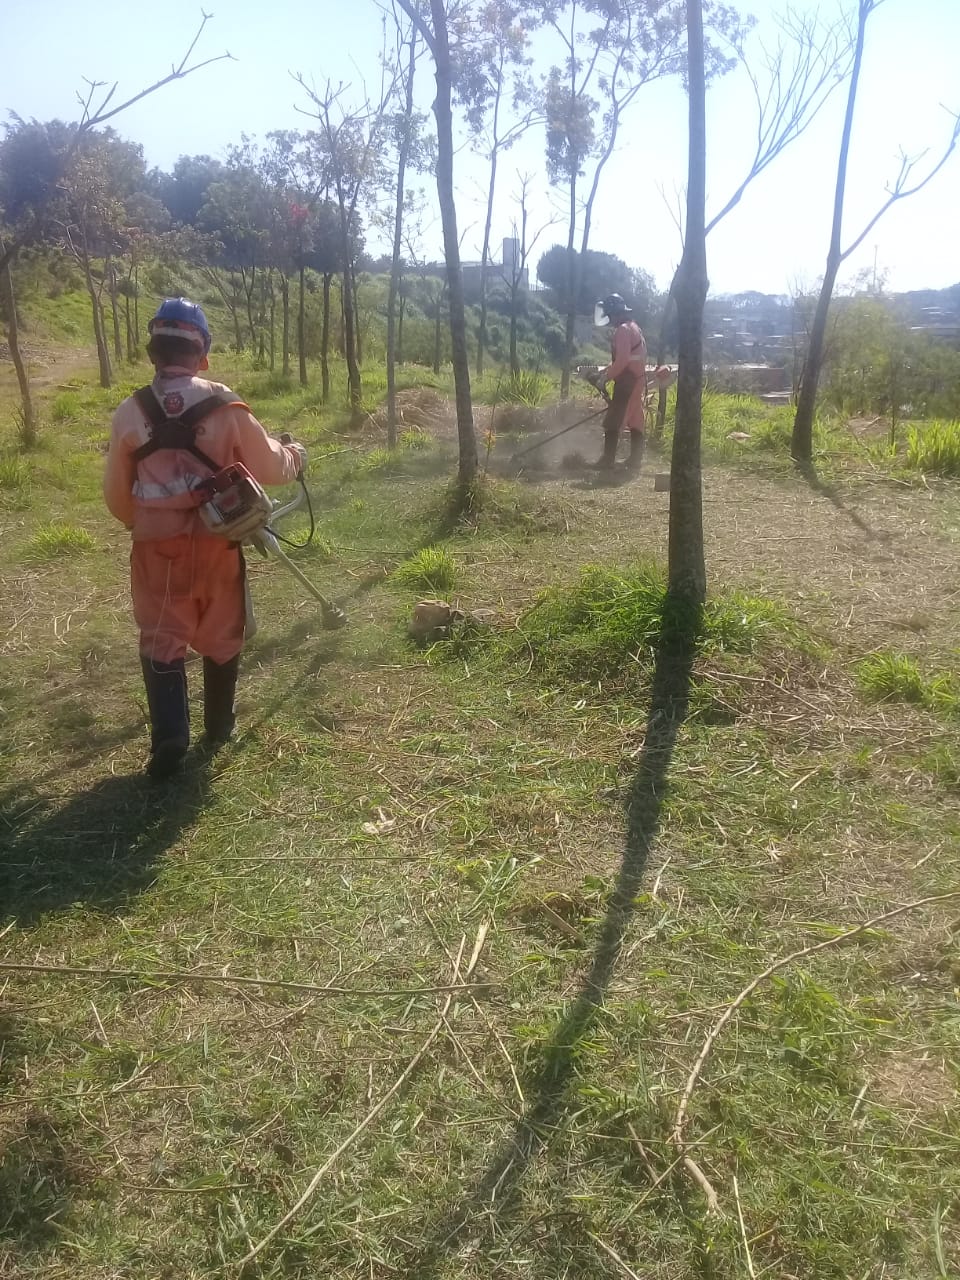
xmin=400 ymin=603 xmax=701 ymax=1276
xmin=0 ymin=762 xmax=214 ymax=928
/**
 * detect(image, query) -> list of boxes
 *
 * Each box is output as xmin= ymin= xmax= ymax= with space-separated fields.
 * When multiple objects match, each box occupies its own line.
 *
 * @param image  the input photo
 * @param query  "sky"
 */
xmin=3 ymin=0 xmax=959 ymax=298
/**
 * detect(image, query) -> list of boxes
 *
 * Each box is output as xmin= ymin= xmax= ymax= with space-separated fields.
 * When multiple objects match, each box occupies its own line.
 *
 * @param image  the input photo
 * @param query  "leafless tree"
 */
xmin=396 ymin=0 xmax=479 ymax=497
xmin=791 ymin=0 xmax=960 ymax=461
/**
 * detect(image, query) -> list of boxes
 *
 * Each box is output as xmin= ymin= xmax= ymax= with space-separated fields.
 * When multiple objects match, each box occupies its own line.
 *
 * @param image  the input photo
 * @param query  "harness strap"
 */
xmin=131 ymin=386 xmax=242 ymax=473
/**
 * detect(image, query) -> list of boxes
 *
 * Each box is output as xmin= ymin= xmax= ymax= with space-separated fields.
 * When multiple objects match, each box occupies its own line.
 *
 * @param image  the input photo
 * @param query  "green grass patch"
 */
xmin=390 ymin=544 xmax=460 ymax=594
xmin=856 ymin=650 xmax=958 ymax=714
xmin=23 ymin=522 xmax=97 ymax=561
xmin=905 ymin=419 xmax=960 ymax=476
xmin=501 ymin=561 xmax=798 ymax=682
xmin=0 ymin=453 xmax=28 ymax=490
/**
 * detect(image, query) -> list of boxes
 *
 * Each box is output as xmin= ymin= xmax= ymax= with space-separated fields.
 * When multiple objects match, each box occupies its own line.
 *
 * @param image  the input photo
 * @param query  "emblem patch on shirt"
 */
xmin=163 ymin=392 xmax=185 ymax=416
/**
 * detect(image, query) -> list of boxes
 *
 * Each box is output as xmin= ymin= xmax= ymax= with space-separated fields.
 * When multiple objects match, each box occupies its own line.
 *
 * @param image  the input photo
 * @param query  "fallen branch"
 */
xmin=241 ymin=921 xmax=490 ymax=1265
xmin=671 ymin=891 xmax=960 ymax=1174
xmin=0 ymin=960 xmax=492 ymax=1001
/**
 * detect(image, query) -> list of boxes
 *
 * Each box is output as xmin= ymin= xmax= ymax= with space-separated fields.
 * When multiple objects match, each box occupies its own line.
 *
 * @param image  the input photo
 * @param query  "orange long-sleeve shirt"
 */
xmin=104 ymin=373 xmax=300 ymax=541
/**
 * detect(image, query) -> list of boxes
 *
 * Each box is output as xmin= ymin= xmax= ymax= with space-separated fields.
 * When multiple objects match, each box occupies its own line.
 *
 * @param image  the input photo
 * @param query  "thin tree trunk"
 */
xmin=81 ymin=235 xmax=112 ymax=389
xmin=430 ymin=0 xmax=478 ymax=490
xmin=656 ymin=279 xmax=678 ymax=430
xmin=792 ymin=0 xmax=869 ymax=463
xmin=353 ymin=267 xmax=363 ymax=366
xmin=342 ymin=258 xmax=361 ymax=414
xmin=509 ymin=283 xmax=520 ymax=378
xmin=476 ymin=147 xmax=499 ymax=379
xmin=668 ymin=0 xmax=708 ymax=608
xmin=0 ymin=250 xmax=37 ymax=447
xmin=560 ymin=170 xmax=578 ymax=400
xmin=298 ymin=263 xmax=308 ymax=387
xmin=107 ymin=258 xmax=123 ymax=363
xmin=124 ymin=292 xmax=134 ymax=362
xmin=434 ymin=292 xmax=443 ymax=375
xmin=387 ymin=28 xmax=418 ymax=448
xmin=321 ymin=272 xmax=332 ymax=403
xmin=281 ymin=274 xmax=291 ymax=376
xmin=397 ymin=284 xmax=405 ymax=366
xmin=268 ymin=274 xmax=276 ymax=371
xmin=133 ymin=266 xmax=140 ymax=347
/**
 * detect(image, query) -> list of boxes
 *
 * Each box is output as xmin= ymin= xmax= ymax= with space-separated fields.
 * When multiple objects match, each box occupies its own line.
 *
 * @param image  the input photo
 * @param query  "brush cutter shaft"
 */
xmin=511 ymin=405 xmax=608 ymax=460
xmin=252 ymin=528 xmax=335 ymax=609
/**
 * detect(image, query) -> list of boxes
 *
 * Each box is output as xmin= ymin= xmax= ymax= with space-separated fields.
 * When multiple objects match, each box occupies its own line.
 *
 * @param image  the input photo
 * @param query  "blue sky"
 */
xmin=4 ymin=0 xmax=958 ymax=296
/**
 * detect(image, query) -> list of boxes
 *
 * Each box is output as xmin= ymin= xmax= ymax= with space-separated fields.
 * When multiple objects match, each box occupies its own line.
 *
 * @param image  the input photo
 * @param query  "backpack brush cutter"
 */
xmin=197 ymin=437 xmax=347 ymax=630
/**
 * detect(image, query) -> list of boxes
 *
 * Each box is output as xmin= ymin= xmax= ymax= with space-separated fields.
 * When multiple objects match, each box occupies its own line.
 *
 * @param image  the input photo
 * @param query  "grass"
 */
xmin=0 ymin=352 xmax=959 ymax=1280
xmin=488 ymin=561 xmax=799 ymax=683
xmin=905 ymin=419 xmax=960 ymax=476
xmin=390 ymin=543 xmax=461 ymax=593
xmin=856 ymin=650 xmax=958 ymax=714
xmin=23 ymin=521 xmax=97 ymax=560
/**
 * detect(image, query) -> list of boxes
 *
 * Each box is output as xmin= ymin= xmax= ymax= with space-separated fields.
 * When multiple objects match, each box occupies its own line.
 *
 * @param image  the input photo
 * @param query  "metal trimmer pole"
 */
xmin=255 ymin=530 xmax=348 ymax=629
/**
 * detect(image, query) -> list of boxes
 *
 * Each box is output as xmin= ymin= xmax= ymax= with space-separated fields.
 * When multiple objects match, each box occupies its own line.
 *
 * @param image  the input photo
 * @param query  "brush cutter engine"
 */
xmin=197 ymin=463 xmax=274 ymax=542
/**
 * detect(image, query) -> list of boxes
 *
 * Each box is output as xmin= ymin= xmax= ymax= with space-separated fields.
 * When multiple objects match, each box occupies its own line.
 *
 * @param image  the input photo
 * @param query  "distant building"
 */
xmin=461 ymin=237 xmax=529 ymax=296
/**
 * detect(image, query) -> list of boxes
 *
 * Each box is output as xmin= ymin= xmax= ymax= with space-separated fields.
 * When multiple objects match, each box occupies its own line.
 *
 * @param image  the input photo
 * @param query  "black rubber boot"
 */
xmin=202 ymin=654 xmax=240 ymax=747
xmin=140 ymin=656 xmax=190 ymax=780
xmin=590 ymin=430 xmax=620 ymax=472
xmin=625 ymin=431 xmax=645 ymax=473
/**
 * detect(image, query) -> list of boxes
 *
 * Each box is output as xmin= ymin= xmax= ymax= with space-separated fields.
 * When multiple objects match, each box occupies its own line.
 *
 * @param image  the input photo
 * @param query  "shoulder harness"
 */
xmin=131 ymin=386 xmax=245 ymax=472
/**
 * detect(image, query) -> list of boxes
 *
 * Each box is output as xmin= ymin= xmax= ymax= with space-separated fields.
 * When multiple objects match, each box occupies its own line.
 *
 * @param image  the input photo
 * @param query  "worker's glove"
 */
xmin=280 ymin=433 xmax=307 ymax=474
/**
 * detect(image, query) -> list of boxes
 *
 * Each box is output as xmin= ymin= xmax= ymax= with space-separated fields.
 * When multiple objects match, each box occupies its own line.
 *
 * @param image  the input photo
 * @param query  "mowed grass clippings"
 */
xmin=1 ymin=356 xmax=959 ymax=1279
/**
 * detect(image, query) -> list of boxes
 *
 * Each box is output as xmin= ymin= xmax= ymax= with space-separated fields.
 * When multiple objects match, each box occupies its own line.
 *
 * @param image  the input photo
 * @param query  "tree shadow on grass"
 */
xmin=794 ymin=459 xmax=889 ymax=542
xmin=0 ymin=763 xmax=214 ymax=927
xmin=400 ymin=604 xmax=701 ymax=1276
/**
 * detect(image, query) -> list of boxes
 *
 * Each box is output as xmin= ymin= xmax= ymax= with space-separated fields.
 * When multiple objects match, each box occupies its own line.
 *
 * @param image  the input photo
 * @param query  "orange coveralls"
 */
xmin=601 ymin=319 xmax=648 ymax=436
xmin=104 ymin=373 xmax=301 ymax=664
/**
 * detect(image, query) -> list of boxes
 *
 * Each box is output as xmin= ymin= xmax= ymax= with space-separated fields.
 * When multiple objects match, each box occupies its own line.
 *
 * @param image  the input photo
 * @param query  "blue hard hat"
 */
xmin=148 ymin=297 xmax=212 ymax=353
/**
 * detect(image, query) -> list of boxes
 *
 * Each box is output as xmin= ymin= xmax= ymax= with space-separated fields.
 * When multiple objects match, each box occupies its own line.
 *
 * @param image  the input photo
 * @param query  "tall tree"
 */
xmin=457 ymin=0 xmax=539 ymax=378
xmin=791 ymin=0 xmax=960 ymax=461
xmin=544 ymin=0 xmax=709 ymax=399
xmin=397 ymin=0 xmax=479 ymax=495
xmin=668 ymin=0 xmax=709 ymax=607
xmin=654 ymin=4 xmax=854 ymax=428
xmin=0 ymin=235 xmax=35 ymax=446
xmin=298 ymin=80 xmax=391 ymax=420
xmin=385 ymin=8 xmax=431 ymax=446
xmin=505 ymin=172 xmax=556 ymax=377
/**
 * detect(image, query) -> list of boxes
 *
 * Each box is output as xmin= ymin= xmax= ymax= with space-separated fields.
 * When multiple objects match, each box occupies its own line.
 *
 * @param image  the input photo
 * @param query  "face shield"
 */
xmin=594 ymin=301 xmax=611 ymax=327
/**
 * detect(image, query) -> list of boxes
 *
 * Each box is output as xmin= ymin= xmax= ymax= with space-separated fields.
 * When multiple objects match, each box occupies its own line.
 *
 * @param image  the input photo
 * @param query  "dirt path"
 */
xmin=0 ymin=340 xmax=99 ymax=390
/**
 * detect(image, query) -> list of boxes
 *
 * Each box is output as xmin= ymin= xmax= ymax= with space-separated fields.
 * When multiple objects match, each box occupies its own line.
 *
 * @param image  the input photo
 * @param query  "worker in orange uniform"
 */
xmin=104 ymin=297 xmax=305 ymax=779
xmin=591 ymin=293 xmax=649 ymax=474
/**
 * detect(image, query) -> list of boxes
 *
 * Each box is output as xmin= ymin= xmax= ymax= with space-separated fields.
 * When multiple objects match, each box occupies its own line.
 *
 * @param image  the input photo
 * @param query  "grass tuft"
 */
xmin=905 ymin=420 xmax=960 ymax=476
xmin=390 ymin=544 xmax=460 ymax=594
xmin=0 ymin=454 xmax=28 ymax=490
xmin=856 ymin=650 xmax=958 ymax=713
xmin=24 ymin=522 xmax=97 ymax=561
